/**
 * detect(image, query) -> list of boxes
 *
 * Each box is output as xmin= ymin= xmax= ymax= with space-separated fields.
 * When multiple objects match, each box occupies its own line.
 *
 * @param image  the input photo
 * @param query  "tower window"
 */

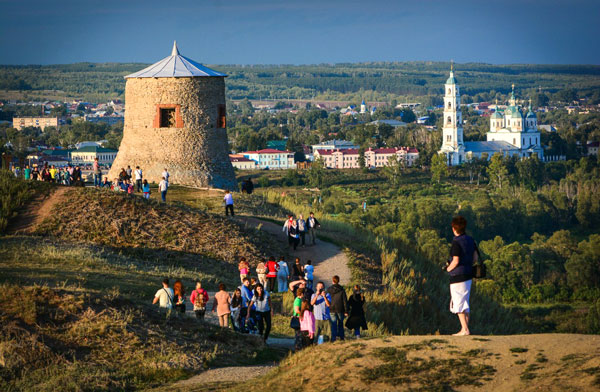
xmin=217 ymin=104 xmax=227 ymax=128
xmin=447 ymin=135 xmax=452 ymax=142
xmin=447 ymin=102 xmax=451 ymax=109
xmin=523 ymin=138 xmax=525 ymax=145
xmin=154 ymin=104 xmax=183 ymax=128
xmin=447 ymin=116 xmax=452 ymax=124
xmin=160 ymin=108 xmax=176 ymax=127
xmin=448 ymin=88 xmax=451 ymax=94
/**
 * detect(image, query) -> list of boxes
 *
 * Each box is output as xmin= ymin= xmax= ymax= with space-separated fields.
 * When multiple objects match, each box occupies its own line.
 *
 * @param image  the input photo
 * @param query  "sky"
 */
xmin=1 ymin=0 xmax=599 ymax=65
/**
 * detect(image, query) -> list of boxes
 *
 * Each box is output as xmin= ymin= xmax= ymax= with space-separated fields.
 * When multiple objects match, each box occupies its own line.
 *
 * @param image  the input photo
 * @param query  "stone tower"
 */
xmin=108 ymin=42 xmax=236 ymax=189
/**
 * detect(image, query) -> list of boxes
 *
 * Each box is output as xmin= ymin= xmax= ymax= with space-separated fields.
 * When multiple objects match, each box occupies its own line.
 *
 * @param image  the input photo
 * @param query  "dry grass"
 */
xmin=0 ymin=284 xmax=277 ymax=391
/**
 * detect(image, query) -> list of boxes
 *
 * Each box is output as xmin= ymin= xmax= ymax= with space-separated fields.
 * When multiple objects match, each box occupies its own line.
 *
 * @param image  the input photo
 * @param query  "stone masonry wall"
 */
xmin=108 ymin=77 xmax=237 ymax=189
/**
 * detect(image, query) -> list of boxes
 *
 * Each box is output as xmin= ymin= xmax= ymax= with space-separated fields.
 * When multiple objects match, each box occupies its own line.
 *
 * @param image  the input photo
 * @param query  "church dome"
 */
xmin=446 ymin=72 xmax=457 ymax=85
xmin=491 ymin=110 xmax=503 ymax=119
xmin=510 ymin=106 xmax=522 ymax=118
xmin=526 ymin=110 xmax=536 ymax=118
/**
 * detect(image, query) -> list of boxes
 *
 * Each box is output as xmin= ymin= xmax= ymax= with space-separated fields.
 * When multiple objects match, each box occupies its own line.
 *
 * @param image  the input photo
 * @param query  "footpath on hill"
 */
xmin=6 ymin=186 xmax=69 ymax=234
xmin=177 ymin=215 xmax=353 ymax=389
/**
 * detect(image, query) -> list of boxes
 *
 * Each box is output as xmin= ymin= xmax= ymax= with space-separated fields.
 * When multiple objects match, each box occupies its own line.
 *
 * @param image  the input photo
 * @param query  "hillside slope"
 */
xmin=230 ymin=334 xmax=600 ymax=392
xmin=29 ymin=187 xmax=284 ymax=288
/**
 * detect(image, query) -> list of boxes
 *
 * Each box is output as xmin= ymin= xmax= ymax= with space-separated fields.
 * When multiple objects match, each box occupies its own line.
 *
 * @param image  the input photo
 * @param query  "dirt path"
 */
xmin=235 ymin=216 xmax=352 ymax=286
xmin=7 ymin=186 xmax=69 ymax=234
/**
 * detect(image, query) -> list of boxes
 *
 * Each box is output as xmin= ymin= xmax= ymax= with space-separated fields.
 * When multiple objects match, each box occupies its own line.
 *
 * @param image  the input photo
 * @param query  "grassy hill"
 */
xmin=0 ymin=173 xmax=287 ymax=390
xmin=228 ymin=334 xmax=600 ymax=392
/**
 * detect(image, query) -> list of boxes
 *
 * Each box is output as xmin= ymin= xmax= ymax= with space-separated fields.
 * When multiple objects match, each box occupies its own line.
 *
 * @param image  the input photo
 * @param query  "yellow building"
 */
xmin=13 ymin=117 xmax=60 ymax=131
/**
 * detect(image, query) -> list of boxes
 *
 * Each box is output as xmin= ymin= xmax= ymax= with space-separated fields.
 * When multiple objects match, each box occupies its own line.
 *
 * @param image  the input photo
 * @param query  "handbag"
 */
xmin=290 ymin=315 xmax=300 ymax=330
xmin=473 ymin=242 xmax=487 ymax=279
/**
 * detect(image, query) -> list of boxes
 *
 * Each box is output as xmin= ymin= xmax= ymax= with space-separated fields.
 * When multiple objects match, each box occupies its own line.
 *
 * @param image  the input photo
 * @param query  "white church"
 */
xmin=439 ymin=68 xmax=544 ymax=165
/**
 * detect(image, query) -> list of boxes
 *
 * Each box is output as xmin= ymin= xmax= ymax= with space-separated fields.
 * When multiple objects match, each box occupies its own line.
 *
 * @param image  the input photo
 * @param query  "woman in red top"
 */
xmin=265 ymin=257 xmax=279 ymax=293
xmin=190 ymin=281 xmax=209 ymax=320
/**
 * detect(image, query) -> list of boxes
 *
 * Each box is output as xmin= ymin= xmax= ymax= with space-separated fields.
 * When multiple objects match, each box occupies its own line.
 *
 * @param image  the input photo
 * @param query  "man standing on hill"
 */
xmin=134 ymin=166 xmax=143 ymax=192
xmin=153 ymin=278 xmax=174 ymax=319
xmin=159 ymin=176 xmax=168 ymax=202
xmin=327 ymin=275 xmax=348 ymax=342
xmin=162 ymin=168 xmax=170 ymax=185
xmin=307 ymin=212 xmax=320 ymax=246
xmin=224 ymin=190 xmax=234 ymax=216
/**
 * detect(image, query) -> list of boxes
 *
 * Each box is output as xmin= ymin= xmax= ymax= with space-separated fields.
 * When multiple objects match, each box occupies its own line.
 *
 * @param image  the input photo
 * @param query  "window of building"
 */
xmin=447 ymin=102 xmax=451 ymax=109
xmin=154 ymin=104 xmax=183 ymax=128
xmin=217 ymin=104 xmax=226 ymax=128
xmin=447 ymin=116 xmax=452 ymax=124
xmin=447 ymin=135 xmax=452 ymax=142
xmin=514 ymin=138 xmax=516 ymax=145
xmin=159 ymin=108 xmax=176 ymax=127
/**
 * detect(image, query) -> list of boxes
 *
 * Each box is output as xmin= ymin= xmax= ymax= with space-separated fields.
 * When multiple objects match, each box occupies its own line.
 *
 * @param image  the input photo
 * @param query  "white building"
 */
xmin=70 ymin=146 xmax=118 ymax=165
xmin=438 ymin=68 xmax=544 ymax=165
xmin=315 ymin=147 xmax=419 ymax=169
xmin=241 ymin=149 xmax=296 ymax=170
xmin=229 ymin=155 xmax=258 ymax=170
xmin=311 ymin=139 xmax=359 ymax=152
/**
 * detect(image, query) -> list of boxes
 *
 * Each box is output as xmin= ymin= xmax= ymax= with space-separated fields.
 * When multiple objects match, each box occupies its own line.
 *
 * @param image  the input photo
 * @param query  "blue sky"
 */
xmin=0 ymin=0 xmax=598 ymax=65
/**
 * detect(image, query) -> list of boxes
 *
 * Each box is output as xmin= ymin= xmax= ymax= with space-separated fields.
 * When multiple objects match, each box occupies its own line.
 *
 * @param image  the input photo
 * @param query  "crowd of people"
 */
xmin=153 ymin=214 xmax=479 ymax=349
xmin=282 ymin=212 xmax=320 ymax=249
xmin=152 ymin=256 xmax=368 ymax=351
xmin=12 ymin=162 xmax=85 ymax=185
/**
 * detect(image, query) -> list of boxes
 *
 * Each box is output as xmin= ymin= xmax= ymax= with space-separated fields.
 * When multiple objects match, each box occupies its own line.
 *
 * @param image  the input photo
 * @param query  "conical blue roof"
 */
xmin=125 ymin=41 xmax=226 ymax=79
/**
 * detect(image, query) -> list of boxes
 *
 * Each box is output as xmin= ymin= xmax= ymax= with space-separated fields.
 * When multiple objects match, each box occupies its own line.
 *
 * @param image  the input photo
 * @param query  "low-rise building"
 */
xmin=229 ymin=155 xmax=258 ymax=170
xmin=311 ymin=139 xmax=358 ymax=152
xmin=70 ymin=146 xmax=118 ymax=165
xmin=13 ymin=116 xmax=61 ymax=131
xmin=315 ymin=147 xmax=419 ymax=169
xmin=241 ymin=149 xmax=296 ymax=170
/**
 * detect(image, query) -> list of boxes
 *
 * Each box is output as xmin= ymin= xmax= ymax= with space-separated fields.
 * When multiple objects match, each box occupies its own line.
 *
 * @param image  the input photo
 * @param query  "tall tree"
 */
xmin=430 ymin=153 xmax=448 ymax=184
xmin=488 ymin=152 xmax=508 ymax=190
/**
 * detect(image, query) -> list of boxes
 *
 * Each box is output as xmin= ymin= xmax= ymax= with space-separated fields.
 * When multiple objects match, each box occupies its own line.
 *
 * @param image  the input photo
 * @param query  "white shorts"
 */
xmin=449 ymin=279 xmax=472 ymax=314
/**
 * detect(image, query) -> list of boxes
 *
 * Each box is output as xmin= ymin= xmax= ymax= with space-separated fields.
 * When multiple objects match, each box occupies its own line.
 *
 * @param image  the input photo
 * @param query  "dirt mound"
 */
xmin=0 ymin=284 xmax=274 ymax=391
xmin=33 ymin=188 xmax=283 ymax=268
xmin=230 ymin=334 xmax=600 ymax=392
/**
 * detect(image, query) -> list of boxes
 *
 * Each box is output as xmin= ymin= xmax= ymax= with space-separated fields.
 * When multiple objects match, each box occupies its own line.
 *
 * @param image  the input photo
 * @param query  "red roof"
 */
xmin=230 ymin=156 xmax=254 ymax=163
xmin=243 ymin=149 xmax=292 ymax=154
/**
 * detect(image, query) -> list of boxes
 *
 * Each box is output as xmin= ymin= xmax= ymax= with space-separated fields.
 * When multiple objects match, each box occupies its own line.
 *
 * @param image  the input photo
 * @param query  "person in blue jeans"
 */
xmin=326 ymin=275 xmax=348 ymax=342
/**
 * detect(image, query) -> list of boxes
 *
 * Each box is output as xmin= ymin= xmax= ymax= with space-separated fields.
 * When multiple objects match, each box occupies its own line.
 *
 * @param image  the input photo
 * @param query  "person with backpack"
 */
xmin=277 ymin=256 xmax=290 ymax=292
xmin=446 ymin=216 xmax=478 ymax=336
xmin=190 ymin=281 xmax=209 ymax=320
xmin=265 ymin=257 xmax=279 ymax=293
xmin=327 ymin=275 xmax=348 ymax=342
xmin=152 ymin=278 xmax=174 ymax=319
xmin=256 ymin=259 xmax=267 ymax=288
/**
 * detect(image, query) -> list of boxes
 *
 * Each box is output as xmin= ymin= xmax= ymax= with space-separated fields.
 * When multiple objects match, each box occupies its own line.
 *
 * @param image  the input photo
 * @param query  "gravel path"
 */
xmin=236 ymin=216 xmax=351 ymax=285
xmin=173 ymin=215 xmax=352 ymax=389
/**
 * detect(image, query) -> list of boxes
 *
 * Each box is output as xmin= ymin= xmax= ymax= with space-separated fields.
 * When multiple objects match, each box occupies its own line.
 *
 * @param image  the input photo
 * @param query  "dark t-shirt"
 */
xmin=449 ymin=239 xmax=477 ymax=284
